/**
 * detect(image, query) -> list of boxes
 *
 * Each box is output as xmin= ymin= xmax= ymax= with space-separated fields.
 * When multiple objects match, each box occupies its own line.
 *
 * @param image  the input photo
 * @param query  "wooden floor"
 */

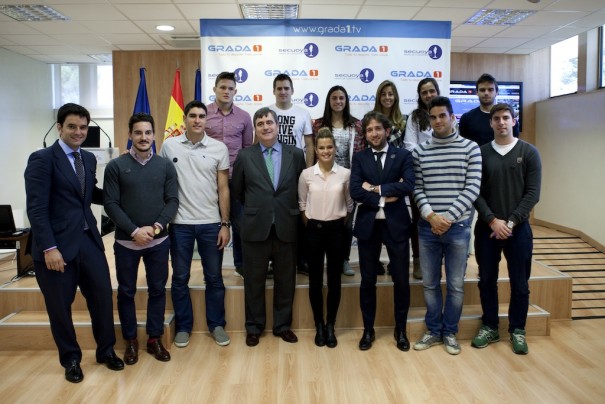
xmin=1 ymin=225 xmax=604 ymax=403
xmin=0 ymin=319 xmax=604 ymax=403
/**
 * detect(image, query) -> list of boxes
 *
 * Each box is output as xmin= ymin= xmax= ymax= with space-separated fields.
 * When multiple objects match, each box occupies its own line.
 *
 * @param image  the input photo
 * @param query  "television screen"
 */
xmin=449 ymin=81 xmax=523 ymax=132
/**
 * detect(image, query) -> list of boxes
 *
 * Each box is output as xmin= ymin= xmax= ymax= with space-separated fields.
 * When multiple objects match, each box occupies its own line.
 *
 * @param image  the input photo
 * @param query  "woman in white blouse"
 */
xmin=298 ymin=127 xmax=353 ymax=348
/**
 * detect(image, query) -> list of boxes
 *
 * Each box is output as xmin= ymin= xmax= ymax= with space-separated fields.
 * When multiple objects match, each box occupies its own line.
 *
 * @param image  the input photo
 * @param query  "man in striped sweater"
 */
xmin=411 ymin=96 xmax=482 ymax=355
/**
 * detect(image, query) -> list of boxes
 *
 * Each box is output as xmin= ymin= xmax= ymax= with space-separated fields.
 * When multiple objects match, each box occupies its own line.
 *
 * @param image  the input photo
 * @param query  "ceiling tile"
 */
xmin=0 ymin=21 xmax=43 ymax=35
xmin=22 ymin=21 xmax=91 ymax=35
xmin=497 ymin=25 xmax=559 ymax=38
xmin=176 ymin=3 xmax=241 ymax=19
xmin=114 ymin=4 xmax=183 ymax=20
xmin=544 ymin=0 xmax=605 ymax=12
xmin=465 ymin=46 xmax=513 ymax=54
xmin=50 ymin=4 xmax=127 ymax=21
xmin=300 ymin=5 xmax=359 ymax=19
xmin=452 ymin=24 xmax=507 ymax=37
xmin=101 ymin=33 xmax=158 ymax=45
xmin=357 ymin=6 xmax=420 ymax=20
xmin=478 ymin=36 xmax=533 ymax=48
xmin=117 ymin=44 xmax=165 ymax=50
xmin=3 ymin=34 xmax=61 ymax=46
xmin=451 ymin=36 xmax=485 ymax=47
xmin=83 ymin=20 xmax=145 ymax=34
xmin=518 ymin=11 xmax=590 ymax=26
xmin=135 ymin=20 xmax=197 ymax=34
xmin=413 ymin=7 xmax=477 ymax=24
xmin=50 ymin=34 xmax=109 ymax=46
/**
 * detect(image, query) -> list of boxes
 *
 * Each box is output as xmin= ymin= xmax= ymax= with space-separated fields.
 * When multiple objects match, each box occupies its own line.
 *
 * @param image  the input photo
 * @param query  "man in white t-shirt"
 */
xmin=268 ymin=73 xmax=315 ymax=167
xmin=267 ymin=74 xmax=314 ymax=275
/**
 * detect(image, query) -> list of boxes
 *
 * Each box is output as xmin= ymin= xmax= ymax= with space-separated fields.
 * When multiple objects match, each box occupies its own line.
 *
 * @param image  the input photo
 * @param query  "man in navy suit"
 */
xmin=232 ymin=107 xmax=306 ymax=347
xmin=25 ymin=103 xmax=123 ymax=383
xmin=350 ymin=111 xmax=415 ymax=351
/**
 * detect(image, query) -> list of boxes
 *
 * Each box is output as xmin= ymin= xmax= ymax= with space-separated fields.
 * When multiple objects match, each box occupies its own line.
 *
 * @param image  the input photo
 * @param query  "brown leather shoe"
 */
xmin=124 ymin=339 xmax=138 ymax=365
xmin=273 ymin=329 xmax=298 ymax=343
xmin=147 ymin=339 xmax=171 ymax=362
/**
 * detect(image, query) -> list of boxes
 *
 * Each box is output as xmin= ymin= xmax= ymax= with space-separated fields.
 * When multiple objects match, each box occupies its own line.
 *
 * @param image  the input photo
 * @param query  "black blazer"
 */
xmin=25 ymin=140 xmax=104 ymax=262
xmin=350 ymin=146 xmax=414 ymax=243
xmin=232 ymin=142 xmax=306 ymax=243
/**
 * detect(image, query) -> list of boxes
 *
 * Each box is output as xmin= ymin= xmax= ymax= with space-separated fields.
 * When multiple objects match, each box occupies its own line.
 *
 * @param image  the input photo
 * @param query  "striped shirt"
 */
xmin=412 ymin=130 xmax=482 ymax=222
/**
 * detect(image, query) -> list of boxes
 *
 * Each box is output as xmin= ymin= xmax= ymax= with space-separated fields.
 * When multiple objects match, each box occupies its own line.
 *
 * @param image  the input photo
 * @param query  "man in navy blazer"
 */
xmin=232 ymin=107 xmax=306 ymax=347
xmin=25 ymin=103 xmax=123 ymax=383
xmin=350 ymin=111 xmax=415 ymax=352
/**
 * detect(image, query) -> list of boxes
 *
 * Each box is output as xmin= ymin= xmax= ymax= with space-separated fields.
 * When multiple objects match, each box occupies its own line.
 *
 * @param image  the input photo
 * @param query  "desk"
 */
xmin=0 ymin=232 xmax=33 ymax=276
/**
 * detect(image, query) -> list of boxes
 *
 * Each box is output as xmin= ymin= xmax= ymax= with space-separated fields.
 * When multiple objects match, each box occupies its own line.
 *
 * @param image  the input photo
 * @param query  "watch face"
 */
xmin=154 ymin=228 xmax=160 ymax=235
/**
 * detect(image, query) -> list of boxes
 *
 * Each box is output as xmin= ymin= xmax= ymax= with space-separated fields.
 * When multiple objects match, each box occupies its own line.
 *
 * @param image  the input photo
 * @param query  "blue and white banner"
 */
xmin=200 ymin=19 xmax=451 ymax=120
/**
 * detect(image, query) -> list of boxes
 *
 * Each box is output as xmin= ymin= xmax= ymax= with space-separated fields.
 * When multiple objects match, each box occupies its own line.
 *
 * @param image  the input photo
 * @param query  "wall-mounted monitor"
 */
xmin=449 ymin=81 xmax=523 ymax=132
xmin=82 ymin=126 xmax=101 ymax=148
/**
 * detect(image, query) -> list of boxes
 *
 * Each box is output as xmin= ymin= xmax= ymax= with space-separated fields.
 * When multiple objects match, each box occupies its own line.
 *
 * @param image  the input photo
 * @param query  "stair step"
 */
xmin=0 ymin=310 xmax=174 ymax=351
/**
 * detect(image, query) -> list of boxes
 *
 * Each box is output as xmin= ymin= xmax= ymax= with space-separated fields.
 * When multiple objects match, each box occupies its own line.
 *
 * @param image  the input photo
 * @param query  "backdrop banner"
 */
xmin=200 ymin=19 xmax=451 ymax=121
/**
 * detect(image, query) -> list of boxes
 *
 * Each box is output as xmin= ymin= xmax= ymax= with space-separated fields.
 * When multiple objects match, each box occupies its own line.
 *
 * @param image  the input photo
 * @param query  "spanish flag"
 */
xmin=164 ymin=69 xmax=185 ymax=140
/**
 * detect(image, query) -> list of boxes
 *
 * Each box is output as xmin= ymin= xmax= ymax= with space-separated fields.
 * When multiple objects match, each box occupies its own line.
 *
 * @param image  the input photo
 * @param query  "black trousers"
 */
xmin=306 ymin=218 xmax=346 ymax=324
xmin=35 ymin=231 xmax=116 ymax=367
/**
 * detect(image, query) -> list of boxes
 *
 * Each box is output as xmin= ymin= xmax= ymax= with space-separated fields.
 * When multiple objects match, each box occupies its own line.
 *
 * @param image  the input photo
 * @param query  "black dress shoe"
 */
xmin=246 ymin=333 xmax=260 ymax=347
xmin=359 ymin=328 xmax=375 ymax=351
xmin=395 ymin=328 xmax=410 ymax=352
xmin=65 ymin=360 xmax=84 ymax=383
xmin=273 ymin=329 xmax=298 ymax=343
xmin=124 ymin=339 xmax=139 ymax=365
xmin=147 ymin=339 xmax=171 ymax=362
xmin=314 ymin=323 xmax=326 ymax=347
xmin=96 ymin=351 xmax=124 ymax=371
xmin=326 ymin=323 xmax=338 ymax=348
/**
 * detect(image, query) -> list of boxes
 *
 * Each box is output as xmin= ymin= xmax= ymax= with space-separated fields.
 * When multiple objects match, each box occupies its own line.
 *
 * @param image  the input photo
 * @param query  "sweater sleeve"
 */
xmin=157 ymin=159 xmax=179 ymax=227
xmin=509 ymin=144 xmax=541 ymax=225
xmin=103 ymin=158 xmax=138 ymax=236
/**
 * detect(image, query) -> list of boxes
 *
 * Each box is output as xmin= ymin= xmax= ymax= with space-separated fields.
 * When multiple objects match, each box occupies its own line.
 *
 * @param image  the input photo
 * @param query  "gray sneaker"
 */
xmin=510 ymin=328 xmax=528 ymax=355
xmin=212 ymin=326 xmax=231 ymax=346
xmin=343 ymin=260 xmax=355 ymax=276
xmin=413 ymin=331 xmax=443 ymax=351
xmin=444 ymin=334 xmax=461 ymax=355
xmin=471 ymin=324 xmax=500 ymax=348
xmin=174 ymin=331 xmax=190 ymax=348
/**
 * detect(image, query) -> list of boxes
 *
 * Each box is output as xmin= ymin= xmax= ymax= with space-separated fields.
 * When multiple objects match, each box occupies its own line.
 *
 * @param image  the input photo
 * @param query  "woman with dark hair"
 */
xmin=298 ymin=127 xmax=354 ymax=348
xmin=313 ymin=85 xmax=363 ymax=276
xmin=404 ymin=77 xmax=441 ymax=280
xmin=372 ymin=80 xmax=407 ymax=148
xmin=404 ymin=77 xmax=440 ymax=150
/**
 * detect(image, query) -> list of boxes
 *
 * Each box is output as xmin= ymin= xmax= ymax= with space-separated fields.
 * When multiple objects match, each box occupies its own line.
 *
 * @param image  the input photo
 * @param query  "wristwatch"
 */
xmin=368 ymin=185 xmax=376 ymax=192
xmin=220 ymin=221 xmax=231 ymax=228
xmin=506 ymin=220 xmax=515 ymax=230
xmin=153 ymin=224 xmax=161 ymax=235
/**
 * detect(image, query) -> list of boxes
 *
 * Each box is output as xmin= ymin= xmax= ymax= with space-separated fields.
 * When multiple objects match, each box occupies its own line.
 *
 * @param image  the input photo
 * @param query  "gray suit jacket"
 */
xmin=232 ymin=142 xmax=305 ymax=243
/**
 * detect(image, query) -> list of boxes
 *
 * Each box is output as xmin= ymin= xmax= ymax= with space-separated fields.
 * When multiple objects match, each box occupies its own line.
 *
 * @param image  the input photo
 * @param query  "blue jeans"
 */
xmin=418 ymin=218 xmax=471 ymax=336
xmin=114 ymin=239 xmax=169 ymax=339
xmin=475 ymin=220 xmax=533 ymax=332
xmin=169 ymin=223 xmax=225 ymax=332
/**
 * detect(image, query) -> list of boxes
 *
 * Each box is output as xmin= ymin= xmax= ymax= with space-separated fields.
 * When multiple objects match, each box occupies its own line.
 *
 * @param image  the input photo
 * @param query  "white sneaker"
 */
xmin=413 ymin=331 xmax=443 ymax=351
xmin=444 ymin=334 xmax=461 ymax=355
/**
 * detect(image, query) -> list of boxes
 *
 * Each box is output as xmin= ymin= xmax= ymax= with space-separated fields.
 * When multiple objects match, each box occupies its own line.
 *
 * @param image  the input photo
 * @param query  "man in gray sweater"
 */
xmin=471 ymin=103 xmax=541 ymax=355
xmin=104 ymin=113 xmax=179 ymax=365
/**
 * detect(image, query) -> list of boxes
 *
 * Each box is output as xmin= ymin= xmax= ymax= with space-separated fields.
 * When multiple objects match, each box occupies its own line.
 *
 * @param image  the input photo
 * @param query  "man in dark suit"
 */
xmin=350 ymin=111 xmax=415 ymax=352
xmin=232 ymin=107 xmax=306 ymax=347
xmin=24 ymin=103 xmax=123 ymax=383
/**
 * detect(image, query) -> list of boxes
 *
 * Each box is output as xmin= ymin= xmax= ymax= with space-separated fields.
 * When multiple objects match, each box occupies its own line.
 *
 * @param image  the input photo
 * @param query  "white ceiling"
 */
xmin=1 ymin=0 xmax=604 ymax=64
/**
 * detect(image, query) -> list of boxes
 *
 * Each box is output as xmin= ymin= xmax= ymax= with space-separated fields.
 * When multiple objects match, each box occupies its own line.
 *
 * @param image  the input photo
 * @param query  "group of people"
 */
xmin=24 ymin=72 xmax=541 ymax=384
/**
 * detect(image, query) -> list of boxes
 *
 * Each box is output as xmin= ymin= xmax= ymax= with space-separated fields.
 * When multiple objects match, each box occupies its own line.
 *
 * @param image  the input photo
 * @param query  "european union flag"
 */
xmin=194 ymin=68 xmax=201 ymax=101
xmin=129 ymin=67 xmax=155 ymax=151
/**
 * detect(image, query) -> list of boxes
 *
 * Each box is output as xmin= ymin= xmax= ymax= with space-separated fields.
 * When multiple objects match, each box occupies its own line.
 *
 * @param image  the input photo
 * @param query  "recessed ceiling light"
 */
xmin=156 ymin=25 xmax=175 ymax=32
xmin=241 ymin=4 xmax=299 ymax=19
xmin=0 ymin=4 xmax=70 ymax=21
xmin=465 ymin=9 xmax=536 ymax=26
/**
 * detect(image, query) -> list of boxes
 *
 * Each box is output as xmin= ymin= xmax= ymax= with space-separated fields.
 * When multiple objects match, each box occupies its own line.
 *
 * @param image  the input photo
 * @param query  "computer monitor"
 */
xmin=82 ymin=126 xmax=101 ymax=148
xmin=0 ymin=205 xmax=17 ymax=236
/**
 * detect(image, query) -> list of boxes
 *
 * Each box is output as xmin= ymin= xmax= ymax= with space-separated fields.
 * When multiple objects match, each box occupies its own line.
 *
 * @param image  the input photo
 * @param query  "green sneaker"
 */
xmin=471 ymin=324 xmax=500 ymax=348
xmin=510 ymin=328 xmax=528 ymax=355
xmin=413 ymin=331 xmax=443 ymax=351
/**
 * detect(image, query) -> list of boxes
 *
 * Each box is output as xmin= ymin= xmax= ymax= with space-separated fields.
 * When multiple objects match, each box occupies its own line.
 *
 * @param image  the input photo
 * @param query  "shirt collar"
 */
xmin=180 ymin=132 xmax=208 ymax=146
xmin=260 ymin=141 xmax=281 ymax=153
xmin=313 ymin=162 xmax=338 ymax=176
xmin=58 ymin=138 xmax=80 ymax=155
xmin=371 ymin=143 xmax=389 ymax=154
xmin=129 ymin=147 xmax=153 ymax=164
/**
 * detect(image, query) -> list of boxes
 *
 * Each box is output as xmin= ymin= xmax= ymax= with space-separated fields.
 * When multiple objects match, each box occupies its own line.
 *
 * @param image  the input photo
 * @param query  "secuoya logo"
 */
xmin=304 ymin=93 xmax=319 ymax=107
xmin=359 ymin=68 xmax=374 ymax=83
xmin=234 ymin=68 xmax=248 ymax=83
xmin=427 ymin=45 xmax=442 ymax=60
xmin=304 ymin=43 xmax=318 ymax=58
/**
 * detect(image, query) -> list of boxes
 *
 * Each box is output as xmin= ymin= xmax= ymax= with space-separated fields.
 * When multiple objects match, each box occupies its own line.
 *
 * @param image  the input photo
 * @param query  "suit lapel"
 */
xmin=382 ymin=148 xmax=397 ymax=180
xmin=277 ymin=145 xmax=293 ymax=191
xmin=53 ymin=141 xmax=83 ymax=199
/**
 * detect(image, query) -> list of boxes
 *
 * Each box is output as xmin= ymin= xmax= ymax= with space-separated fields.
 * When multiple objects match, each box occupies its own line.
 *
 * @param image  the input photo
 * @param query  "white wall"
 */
xmin=535 ymin=90 xmax=605 ymax=246
xmin=0 ymin=49 xmax=53 ymax=226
